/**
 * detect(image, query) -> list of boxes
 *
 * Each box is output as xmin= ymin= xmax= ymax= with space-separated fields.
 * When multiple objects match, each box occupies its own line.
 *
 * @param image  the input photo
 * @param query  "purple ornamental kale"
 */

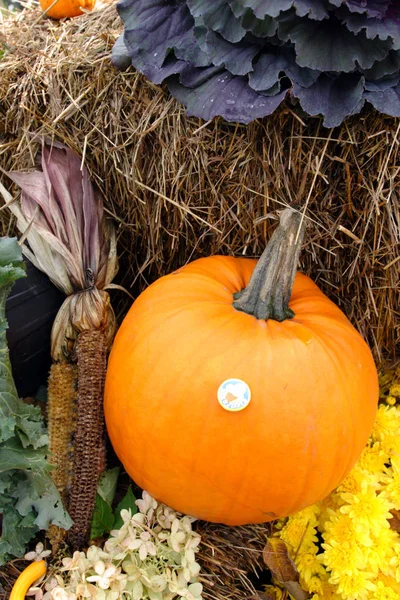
xmin=112 ymin=0 xmax=400 ymax=127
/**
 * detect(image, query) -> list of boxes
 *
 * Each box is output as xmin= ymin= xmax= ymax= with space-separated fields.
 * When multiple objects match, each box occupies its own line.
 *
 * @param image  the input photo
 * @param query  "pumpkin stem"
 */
xmin=233 ymin=209 xmax=306 ymax=321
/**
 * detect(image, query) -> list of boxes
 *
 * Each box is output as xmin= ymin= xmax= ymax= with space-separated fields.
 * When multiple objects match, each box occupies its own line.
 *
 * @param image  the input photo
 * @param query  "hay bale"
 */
xmin=1 ymin=2 xmax=399 ymax=363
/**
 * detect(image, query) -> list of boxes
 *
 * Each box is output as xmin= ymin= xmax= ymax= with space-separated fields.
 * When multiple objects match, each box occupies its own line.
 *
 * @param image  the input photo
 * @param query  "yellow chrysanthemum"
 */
xmin=337 ymin=467 xmax=377 ymax=497
xmin=372 ymin=406 xmax=400 ymax=443
xmin=318 ymin=495 xmax=345 ymax=532
xmin=373 ymin=573 xmax=400 ymax=595
xmin=371 ymin=404 xmax=400 ymax=459
xmin=381 ymin=457 xmax=400 ymax=510
xmin=329 ymin=570 xmax=376 ymax=600
xmin=393 ymin=545 xmax=400 ymax=582
xmin=275 ymin=370 xmax=400 ymax=600
xmin=296 ymin=545 xmax=326 ymax=585
xmin=279 ymin=509 xmax=319 ymax=554
xmin=379 ymin=369 xmax=400 ymax=401
xmin=386 ymin=396 xmax=397 ymax=406
xmin=308 ymin=575 xmax=326 ymax=595
xmin=293 ymin=504 xmax=321 ymax=524
xmin=365 ymin=528 xmax=398 ymax=575
xmin=379 ymin=372 xmax=394 ymax=395
xmin=356 ymin=444 xmax=388 ymax=476
xmin=273 ymin=518 xmax=286 ymax=531
xmin=371 ymin=580 xmax=398 ymax=600
xmin=389 ymin=383 xmax=400 ymax=398
xmin=310 ymin=576 xmax=342 ymax=600
xmin=323 ymin=512 xmax=371 ymax=547
xmin=379 ymin=435 xmax=400 ymax=462
xmin=340 ymin=489 xmax=394 ymax=536
xmin=322 ymin=539 xmax=366 ymax=575
xmin=263 ymin=585 xmax=283 ymax=600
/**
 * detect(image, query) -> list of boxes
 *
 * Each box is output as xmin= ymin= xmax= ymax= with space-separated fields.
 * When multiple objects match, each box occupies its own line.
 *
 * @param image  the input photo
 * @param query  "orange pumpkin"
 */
xmin=39 ymin=0 xmax=95 ymax=19
xmin=104 ymin=210 xmax=378 ymax=525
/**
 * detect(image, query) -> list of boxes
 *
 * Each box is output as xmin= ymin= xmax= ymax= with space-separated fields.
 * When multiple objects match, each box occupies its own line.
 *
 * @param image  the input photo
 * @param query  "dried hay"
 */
xmin=0 ymin=5 xmax=399 ymax=596
xmin=1 ymin=1 xmax=399 ymax=363
xmin=0 ymin=526 xmax=270 ymax=600
xmin=0 ymin=559 xmax=29 ymax=600
xmin=195 ymin=521 xmax=272 ymax=599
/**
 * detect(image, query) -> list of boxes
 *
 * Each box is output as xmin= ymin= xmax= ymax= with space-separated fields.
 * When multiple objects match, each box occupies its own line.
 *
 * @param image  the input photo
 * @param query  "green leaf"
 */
xmin=90 ymin=493 xmax=115 ymax=540
xmin=0 ymin=437 xmax=49 ymax=473
xmin=0 ymin=237 xmax=26 ymax=444
xmin=0 ymin=467 xmax=72 ymax=564
xmin=89 ymin=468 xmax=120 ymax=539
xmin=0 ymin=504 xmax=37 ymax=566
xmin=0 ymin=237 xmax=71 ymax=564
xmin=0 ymin=236 xmax=25 ymax=274
xmin=113 ymin=485 xmax=137 ymax=529
xmin=0 ymin=471 xmax=37 ymax=566
xmin=13 ymin=471 xmax=73 ymax=530
xmin=97 ymin=466 xmax=120 ymax=504
xmin=0 ymin=397 xmax=48 ymax=449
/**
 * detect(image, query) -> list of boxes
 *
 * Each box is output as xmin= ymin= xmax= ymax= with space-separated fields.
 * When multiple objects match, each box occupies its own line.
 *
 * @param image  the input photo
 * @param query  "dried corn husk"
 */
xmin=0 ymin=139 xmax=118 ymax=549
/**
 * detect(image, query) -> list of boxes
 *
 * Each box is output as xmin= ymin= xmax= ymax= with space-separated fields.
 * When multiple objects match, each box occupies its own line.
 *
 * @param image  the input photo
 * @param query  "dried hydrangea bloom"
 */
xmin=49 ymin=492 xmax=203 ymax=600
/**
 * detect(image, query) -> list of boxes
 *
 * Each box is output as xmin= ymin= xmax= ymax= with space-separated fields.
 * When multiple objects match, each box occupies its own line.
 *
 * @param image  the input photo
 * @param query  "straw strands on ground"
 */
xmin=195 ymin=521 xmax=272 ymax=599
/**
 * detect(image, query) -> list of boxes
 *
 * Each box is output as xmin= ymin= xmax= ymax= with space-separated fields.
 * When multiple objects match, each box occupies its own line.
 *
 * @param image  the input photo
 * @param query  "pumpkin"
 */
xmin=104 ymin=209 xmax=378 ymax=525
xmin=39 ymin=0 xmax=95 ymax=19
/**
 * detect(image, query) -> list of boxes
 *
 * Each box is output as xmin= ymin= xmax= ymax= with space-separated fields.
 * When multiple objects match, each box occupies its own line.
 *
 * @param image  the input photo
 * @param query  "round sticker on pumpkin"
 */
xmin=217 ymin=378 xmax=251 ymax=412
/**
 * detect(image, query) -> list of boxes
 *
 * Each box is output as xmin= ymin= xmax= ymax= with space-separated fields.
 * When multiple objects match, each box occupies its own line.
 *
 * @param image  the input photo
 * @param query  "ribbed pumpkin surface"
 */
xmin=104 ymin=256 xmax=378 ymax=525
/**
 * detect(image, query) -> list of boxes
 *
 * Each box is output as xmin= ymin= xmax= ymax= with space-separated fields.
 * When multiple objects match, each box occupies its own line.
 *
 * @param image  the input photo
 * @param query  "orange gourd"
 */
xmin=104 ymin=209 xmax=378 ymax=525
xmin=39 ymin=0 xmax=95 ymax=19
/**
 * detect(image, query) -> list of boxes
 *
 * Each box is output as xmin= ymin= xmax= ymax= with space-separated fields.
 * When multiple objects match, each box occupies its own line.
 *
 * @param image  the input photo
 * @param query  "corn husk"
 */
xmin=0 ymin=139 xmax=119 ymax=549
xmin=2 ymin=139 xmax=118 ymax=357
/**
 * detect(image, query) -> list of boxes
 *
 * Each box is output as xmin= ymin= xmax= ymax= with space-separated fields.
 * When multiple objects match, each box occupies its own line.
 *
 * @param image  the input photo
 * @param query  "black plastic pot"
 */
xmin=6 ymin=259 xmax=64 ymax=398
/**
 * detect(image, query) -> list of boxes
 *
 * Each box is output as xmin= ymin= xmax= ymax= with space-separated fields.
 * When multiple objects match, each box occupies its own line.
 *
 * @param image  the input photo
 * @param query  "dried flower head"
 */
xmin=25 ymin=542 xmax=52 ymax=562
xmin=49 ymin=492 xmax=203 ymax=600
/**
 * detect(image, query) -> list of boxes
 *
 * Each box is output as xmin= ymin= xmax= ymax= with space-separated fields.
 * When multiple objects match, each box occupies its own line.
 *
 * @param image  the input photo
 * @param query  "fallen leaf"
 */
xmin=390 ymin=509 xmax=400 ymax=532
xmin=263 ymin=538 xmax=298 ymax=583
xmin=263 ymin=539 xmax=310 ymax=600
